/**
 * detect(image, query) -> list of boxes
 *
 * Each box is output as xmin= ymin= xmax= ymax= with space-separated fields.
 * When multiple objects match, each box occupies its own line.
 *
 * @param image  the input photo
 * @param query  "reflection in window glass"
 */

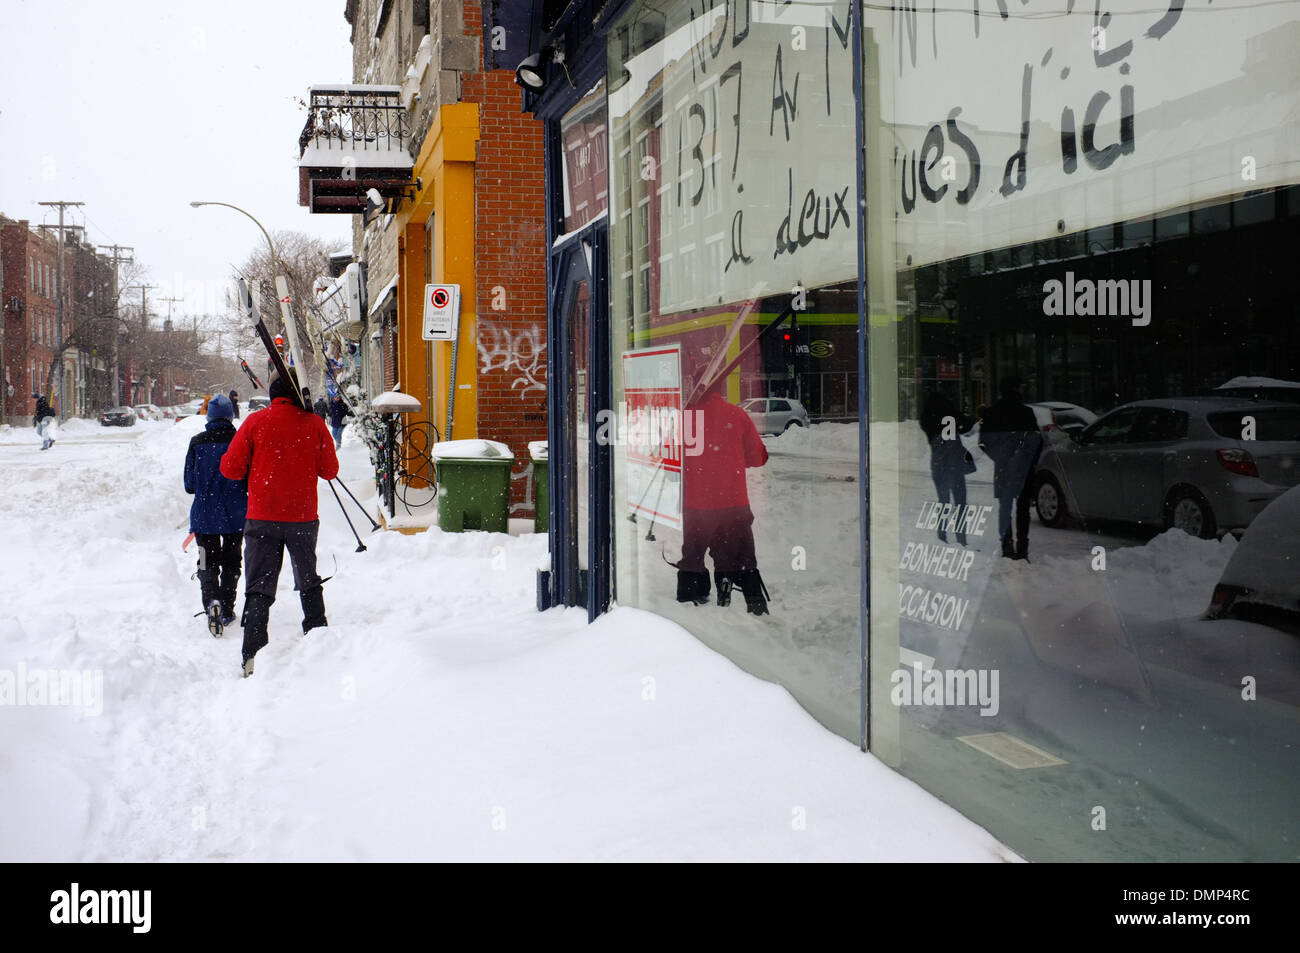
xmin=864 ymin=2 xmax=1300 ymax=860
xmin=607 ymin=0 xmax=863 ymax=740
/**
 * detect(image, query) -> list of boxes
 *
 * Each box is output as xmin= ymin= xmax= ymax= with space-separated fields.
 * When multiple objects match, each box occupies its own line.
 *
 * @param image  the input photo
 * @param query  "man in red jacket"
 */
xmin=220 ymin=370 xmax=339 ymax=676
xmin=677 ymin=374 xmax=771 ymax=614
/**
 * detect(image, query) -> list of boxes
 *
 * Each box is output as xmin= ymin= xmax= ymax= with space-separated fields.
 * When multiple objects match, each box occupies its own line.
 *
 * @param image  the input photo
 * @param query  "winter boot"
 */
xmin=675 ymin=570 xmax=711 ymax=606
xmin=206 ymin=600 xmax=224 ymax=638
xmin=714 ymin=570 xmax=734 ymax=607
xmin=736 ymin=570 xmax=770 ymax=616
xmin=241 ymin=593 xmax=273 ymax=667
xmin=300 ymin=585 xmax=327 ymax=634
xmin=219 ymin=586 xmax=239 ymax=628
xmin=241 ymin=656 xmax=255 ymax=678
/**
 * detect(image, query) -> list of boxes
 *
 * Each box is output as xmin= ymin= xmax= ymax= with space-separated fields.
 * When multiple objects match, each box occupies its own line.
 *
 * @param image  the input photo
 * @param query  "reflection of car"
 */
xmin=1206 ymin=485 xmax=1300 ymax=622
xmin=247 ymin=396 xmax=270 ymax=412
xmin=1213 ymin=376 xmax=1300 ymax=404
xmin=99 ymin=406 xmax=137 ymax=427
xmin=1034 ymin=398 xmax=1300 ymax=538
xmin=970 ymin=400 xmax=1098 ymax=448
xmin=742 ymin=397 xmax=809 ymax=434
xmin=1029 ymin=401 xmax=1098 ymax=441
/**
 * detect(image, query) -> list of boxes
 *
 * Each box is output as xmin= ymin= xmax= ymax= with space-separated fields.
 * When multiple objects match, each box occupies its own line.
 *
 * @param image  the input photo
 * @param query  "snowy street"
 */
xmin=0 ymin=416 xmax=1013 ymax=861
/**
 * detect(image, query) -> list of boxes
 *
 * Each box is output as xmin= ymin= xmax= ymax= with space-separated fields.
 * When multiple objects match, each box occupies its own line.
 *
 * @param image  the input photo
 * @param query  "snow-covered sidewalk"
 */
xmin=0 ymin=415 xmax=1013 ymax=861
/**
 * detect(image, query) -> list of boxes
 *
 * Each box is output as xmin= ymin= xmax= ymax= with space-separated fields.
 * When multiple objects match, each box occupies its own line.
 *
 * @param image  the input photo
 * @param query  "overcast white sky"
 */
xmin=0 ymin=0 xmax=355 ymax=323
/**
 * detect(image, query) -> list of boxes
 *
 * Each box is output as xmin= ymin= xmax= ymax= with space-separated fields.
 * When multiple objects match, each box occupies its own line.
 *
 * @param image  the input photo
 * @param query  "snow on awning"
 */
xmin=368 ymin=275 xmax=397 ymax=316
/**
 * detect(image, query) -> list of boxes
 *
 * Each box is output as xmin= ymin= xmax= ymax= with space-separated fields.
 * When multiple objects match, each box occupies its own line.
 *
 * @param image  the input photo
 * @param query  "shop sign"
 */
xmin=886 ymin=3 xmax=1300 ymax=265
xmin=612 ymin=0 xmax=858 ymax=311
xmin=622 ymin=344 xmax=684 ymax=530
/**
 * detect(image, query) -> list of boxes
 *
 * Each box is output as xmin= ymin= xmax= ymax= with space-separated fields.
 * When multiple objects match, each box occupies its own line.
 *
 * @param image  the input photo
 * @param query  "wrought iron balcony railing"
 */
xmin=298 ymin=85 xmax=413 ymax=170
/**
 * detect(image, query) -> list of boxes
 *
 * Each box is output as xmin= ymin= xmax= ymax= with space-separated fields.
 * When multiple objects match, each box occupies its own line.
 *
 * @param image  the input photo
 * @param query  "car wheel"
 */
xmin=1166 ymin=488 xmax=1217 ymax=539
xmin=784 ymin=419 xmax=803 ymax=431
xmin=1035 ymin=475 xmax=1067 ymax=527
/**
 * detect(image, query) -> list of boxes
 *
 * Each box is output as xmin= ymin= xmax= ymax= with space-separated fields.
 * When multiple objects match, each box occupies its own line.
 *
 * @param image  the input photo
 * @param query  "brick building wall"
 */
xmin=1 ymin=220 xmax=59 ymax=423
xmin=462 ymin=4 xmax=549 ymax=514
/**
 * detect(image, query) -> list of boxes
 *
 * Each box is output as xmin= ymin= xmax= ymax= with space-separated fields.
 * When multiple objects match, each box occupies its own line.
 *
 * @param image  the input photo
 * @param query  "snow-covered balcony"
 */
xmin=297 ymin=85 xmax=414 ymax=214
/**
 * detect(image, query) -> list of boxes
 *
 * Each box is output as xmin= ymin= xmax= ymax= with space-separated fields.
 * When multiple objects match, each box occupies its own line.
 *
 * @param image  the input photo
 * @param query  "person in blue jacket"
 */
xmin=184 ymin=394 xmax=248 ymax=635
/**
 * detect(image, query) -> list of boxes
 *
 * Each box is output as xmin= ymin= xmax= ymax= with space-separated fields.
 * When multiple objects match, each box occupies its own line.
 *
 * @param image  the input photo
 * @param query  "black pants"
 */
xmin=194 ymin=532 xmax=243 ymax=615
xmin=676 ymin=506 xmax=766 ymax=608
xmin=931 ymin=464 xmax=969 ymax=545
xmin=241 ymin=519 xmax=326 ymax=661
xmin=997 ymin=479 xmax=1034 ymax=557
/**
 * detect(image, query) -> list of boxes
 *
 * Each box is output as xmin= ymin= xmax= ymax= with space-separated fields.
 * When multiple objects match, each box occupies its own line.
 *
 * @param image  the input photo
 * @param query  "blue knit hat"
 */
xmin=207 ymin=394 xmax=234 ymax=420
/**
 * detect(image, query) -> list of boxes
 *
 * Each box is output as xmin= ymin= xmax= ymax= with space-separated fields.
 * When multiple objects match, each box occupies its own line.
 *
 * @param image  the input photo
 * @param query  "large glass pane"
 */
xmin=607 ymin=0 xmax=863 ymax=741
xmin=864 ymin=3 xmax=1300 ymax=860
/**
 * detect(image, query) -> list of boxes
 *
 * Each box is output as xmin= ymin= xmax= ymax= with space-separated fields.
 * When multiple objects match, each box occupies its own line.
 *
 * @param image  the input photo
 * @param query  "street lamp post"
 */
xmin=189 ymin=201 xmax=324 ymax=395
xmin=188 ymin=204 xmax=378 ymax=553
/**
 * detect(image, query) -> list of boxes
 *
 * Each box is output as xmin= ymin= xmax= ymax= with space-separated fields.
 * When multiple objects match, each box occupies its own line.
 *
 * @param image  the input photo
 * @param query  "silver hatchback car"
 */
xmin=741 ymin=397 xmax=810 ymax=435
xmin=1034 ymin=398 xmax=1300 ymax=537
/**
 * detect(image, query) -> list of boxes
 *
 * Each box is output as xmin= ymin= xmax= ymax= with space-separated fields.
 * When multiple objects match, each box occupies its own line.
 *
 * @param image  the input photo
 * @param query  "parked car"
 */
xmin=1034 ymin=398 xmax=1300 ymax=538
xmin=969 ymin=400 xmax=1098 ymax=448
xmin=247 ymin=396 xmax=270 ymax=412
xmin=133 ymin=404 xmax=163 ymax=421
xmin=742 ymin=397 xmax=810 ymax=434
xmin=99 ymin=406 xmax=137 ymax=427
xmin=1206 ymin=484 xmax=1300 ymax=623
xmin=1029 ymin=401 xmax=1097 ymax=441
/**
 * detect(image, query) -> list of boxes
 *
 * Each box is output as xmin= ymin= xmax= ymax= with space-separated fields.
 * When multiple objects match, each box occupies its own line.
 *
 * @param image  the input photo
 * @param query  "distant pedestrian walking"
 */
xmin=328 ymin=394 xmax=352 ymax=448
xmin=32 ymin=393 xmax=56 ymax=450
xmin=228 ymin=390 xmax=240 ymax=419
xmin=183 ymin=394 xmax=248 ymax=635
xmin=920 ymin=390 xmax=975 ymax=545
xmin=979 ymin=377 xmax=1043 ymax=560
xmin=220 ymin=370 xmax=339 ymax=677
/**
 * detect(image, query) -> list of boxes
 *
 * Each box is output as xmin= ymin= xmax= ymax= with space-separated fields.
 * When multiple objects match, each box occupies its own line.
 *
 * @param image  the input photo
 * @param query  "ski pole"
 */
xmin=328 ymin=480 xmax=367 ymax=553
xmin=333 ymin=476 xmax=380 ymax=531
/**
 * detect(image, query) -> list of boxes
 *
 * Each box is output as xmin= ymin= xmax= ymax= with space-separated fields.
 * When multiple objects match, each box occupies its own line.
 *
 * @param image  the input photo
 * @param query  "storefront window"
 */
xmin=863 ymin=4 xmax=1300 ymax=860
xmin=606 ymin=0 xmax=863 ymax=740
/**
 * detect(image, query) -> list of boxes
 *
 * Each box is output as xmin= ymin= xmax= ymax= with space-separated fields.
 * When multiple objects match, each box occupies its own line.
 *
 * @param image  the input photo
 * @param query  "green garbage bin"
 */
xmin=432 ymin=439 xmax=514 ymax=533
xmin=529 ymin=441 xmax=548 ymax=534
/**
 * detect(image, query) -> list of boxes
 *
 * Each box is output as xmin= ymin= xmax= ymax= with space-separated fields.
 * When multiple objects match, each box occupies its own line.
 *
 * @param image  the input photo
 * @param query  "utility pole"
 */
xmin=134 ymin=283 xmax=158 ymax=405
xmin=98 ymin=243 xmax=133 ymax=406
xmin=37 ymin=201 xmax=84 ymax=419
xmin=159 ymin=295 xmax=184 ymax=404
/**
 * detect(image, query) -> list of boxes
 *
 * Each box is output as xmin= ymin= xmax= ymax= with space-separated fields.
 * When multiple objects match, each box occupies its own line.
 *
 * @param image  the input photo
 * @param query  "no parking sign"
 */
xmin=422 ymin=284 xmax=461 ymax=341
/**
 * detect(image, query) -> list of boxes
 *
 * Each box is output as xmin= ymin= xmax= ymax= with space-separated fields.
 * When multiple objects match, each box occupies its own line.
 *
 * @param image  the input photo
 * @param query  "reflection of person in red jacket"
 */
xmin=220 ymin=371 xmax=339 ymax=676
xmin=677 ymin=377 xmax=770 ymax=614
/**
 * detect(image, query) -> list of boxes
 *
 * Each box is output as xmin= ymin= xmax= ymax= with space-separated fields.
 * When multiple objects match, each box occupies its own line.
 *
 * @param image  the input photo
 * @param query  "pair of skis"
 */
xmin=235 ymin=279 xmax=379 ymax=550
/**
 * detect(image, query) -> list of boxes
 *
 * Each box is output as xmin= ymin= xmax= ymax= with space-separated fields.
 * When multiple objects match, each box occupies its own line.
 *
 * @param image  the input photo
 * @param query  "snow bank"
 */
xmin=0 ymin=419 xmax=1013 ymax=862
